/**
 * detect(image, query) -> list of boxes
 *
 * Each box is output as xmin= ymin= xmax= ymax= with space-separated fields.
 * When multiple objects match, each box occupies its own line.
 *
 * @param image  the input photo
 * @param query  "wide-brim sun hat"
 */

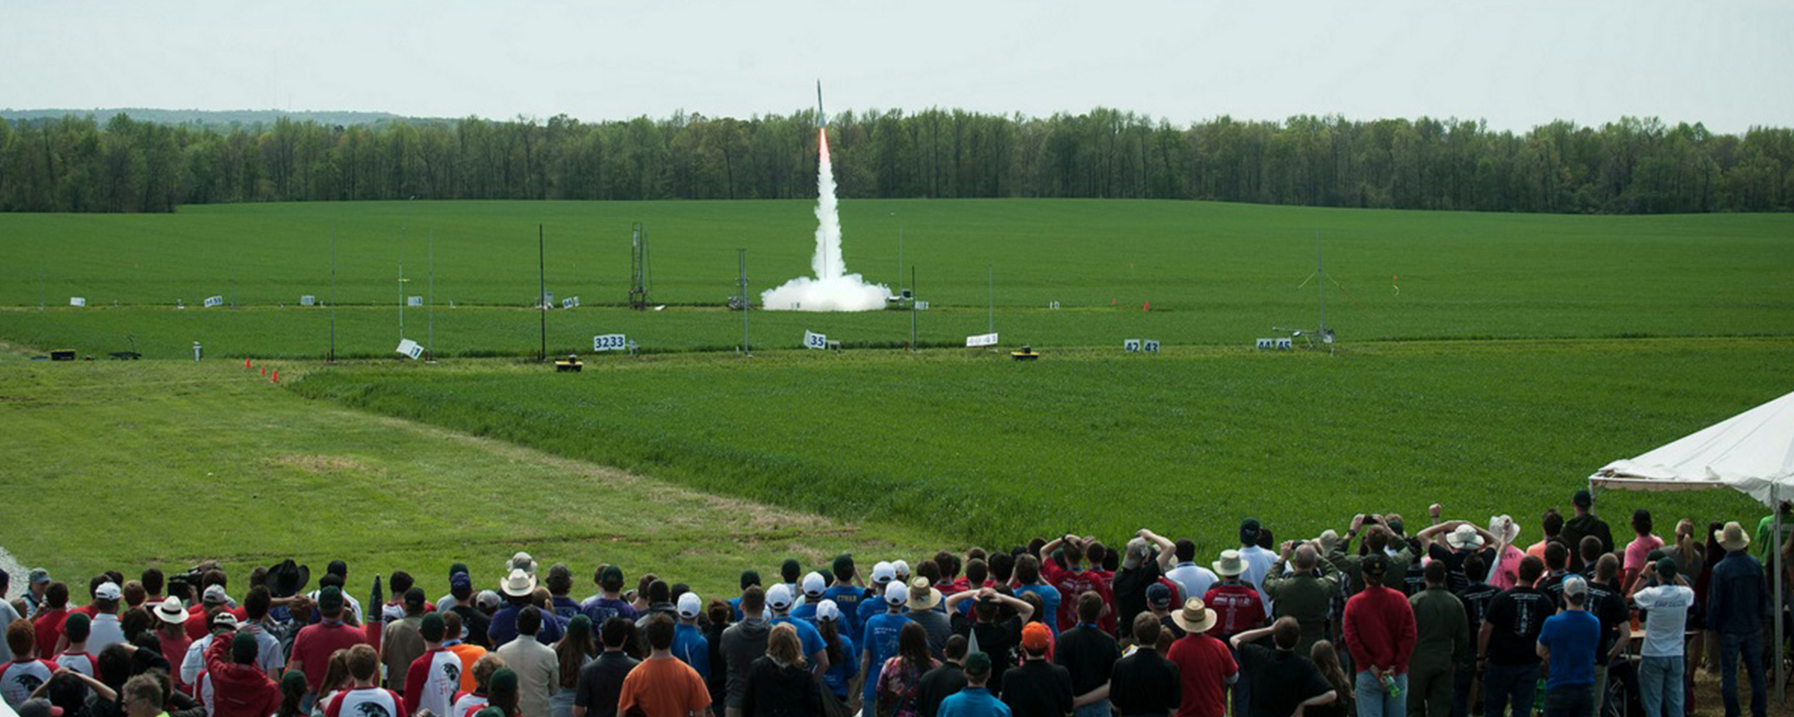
xmin=906 ymin=577 xmax=942 ymax=611
xmin=500 ymin=568 xmax=537 ymax=598
xmin=1446 ymin=524 xmax=1484 ymax=551
xmin=1212 ymin=550 xmax=1245 ymax=577
xmin=154 ymin=597 xmax=188 ymax=625
xmin=1489 ymin=515 xmax=1519 ymax=544
xmin=1716 ymin=521 xmax=1751 ymax=552
xmin=1171 ymin=597 xmax=1217 ymax=634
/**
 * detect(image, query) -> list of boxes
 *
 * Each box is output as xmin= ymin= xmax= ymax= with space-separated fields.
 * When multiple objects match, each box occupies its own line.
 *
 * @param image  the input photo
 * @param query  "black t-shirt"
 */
xmin=962 ymin=618 xmax=1021 ymax=695
xmin=1053 ymin=625 xmax=1122 ymax=695
xmin=1159 ymin=614 xmax=1187 ymax=641
xmin=1585 ymin=581 xmax=1629 ymax=658
xmin=450 ymin=605 xmax=492 ymax=648
xmin=1240 ymin=644 xmax=1335 ymax=717
xmin=1484 ymin=587 xmax=1554 ymax=666
xmin=1455 ymin=582 xmax=1500 ymax=630
xmin=915 ymin=663 xmax=966 ymax=717
xmin=1538 ymin=572 xmax=1569 ymax=609
xmin=1000 ymin=660 xmax=1074 ymax=717
xmin=1426 ymin=545 xmax=1495 ymax=594
xmin=1110 ymin=649 xmax=1181 ymax=715
xmin=1112 ymin=561 xmax=1163 ymax=630
xmin=573 ymin=651 xmax=640 ymax=717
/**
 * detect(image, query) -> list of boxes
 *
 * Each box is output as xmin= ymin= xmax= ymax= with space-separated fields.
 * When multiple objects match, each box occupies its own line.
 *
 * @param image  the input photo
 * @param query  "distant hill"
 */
xmin=0 ymin=108 xmax=434 ymax=128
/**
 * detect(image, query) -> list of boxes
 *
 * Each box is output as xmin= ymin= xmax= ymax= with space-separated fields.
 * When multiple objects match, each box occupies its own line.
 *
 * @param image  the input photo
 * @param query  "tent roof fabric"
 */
xmin=1591 ymin=389 xmax=1794 ymax=507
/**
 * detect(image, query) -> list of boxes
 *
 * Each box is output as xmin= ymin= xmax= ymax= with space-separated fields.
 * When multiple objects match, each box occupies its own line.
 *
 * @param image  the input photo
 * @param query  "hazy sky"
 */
xmin=5 ymin=0 xmax=1790 ymax=133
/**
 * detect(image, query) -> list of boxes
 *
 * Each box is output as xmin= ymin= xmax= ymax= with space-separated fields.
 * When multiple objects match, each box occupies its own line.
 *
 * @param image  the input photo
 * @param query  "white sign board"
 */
xmin=396 ymin=339 xmax=424 ymax=360
xmin=915 ymin=301 xmax=930 ymax=310
xmin=1124 ymin=339 xmax=1141 ymax=352
xmin=407 ymin=296 xmax=423 ymax=307
xmin=592 ymin=334 xmax=628 ymax=352
xmin=966 ymin=332 xmax=999 ymax=348
xmin=204 ymin=295 xmax=224 ymax=308
xmin=300 ymin=295 xmax=316 ymax=306
xmin=541 ymin=292 xmax=554 ymax=306
xmin=563 ymin=296 xmax=580 ymax=309
xmin=1276 ymin=338 xmax=1294 ymax=350
xmin=69 ymin=297 xmax=86 ymax=307
xmin=803 ymin=331 xmax=829 ymax=350
xmin=1143 ymin=340 xmax=1160 ymax=353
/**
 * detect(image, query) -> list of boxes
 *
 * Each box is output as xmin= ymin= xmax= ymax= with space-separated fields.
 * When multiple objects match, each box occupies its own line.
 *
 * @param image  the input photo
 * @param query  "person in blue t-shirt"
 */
xmin=856 ymin=562 xmax=900 ymax=639
xmin=821 ymin=555 xmax=866 ymax=634
xmin=766 ymin=584 xmax=830 ymax=678
xmin=861 ymin=581 xmax=915 ymax=712
xmin=791 ymin=572 xmax=828 ymax=622
xmin=1536 ymin=575 xmax=1600 ymax=717
xmin=726 ymin=570 xmax=760 ymax=622
xmin=814 ymin=600 xmax=858 ymax=708
xmin=937 ymin=651 xmax=1010 ymax=717
xmin=1011 ymin=554 xmax=1062 ymax=636
xmin=578 ymin=565 xmax=638 ymax=626
xmin=670 ymin=592 xmax=711 ymax=680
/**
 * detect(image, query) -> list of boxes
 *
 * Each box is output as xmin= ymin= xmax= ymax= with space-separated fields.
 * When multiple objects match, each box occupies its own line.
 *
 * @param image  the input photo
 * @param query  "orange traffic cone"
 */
xmin=271 ymin=369 xmax=280 ymax=383
xmin=1143 ymin=300 xmax=1151 ymax=312
xmin=260 ymin=367 xmax=266 ymax=376
xmin=244 ymin=357 xmax=252 ymax=369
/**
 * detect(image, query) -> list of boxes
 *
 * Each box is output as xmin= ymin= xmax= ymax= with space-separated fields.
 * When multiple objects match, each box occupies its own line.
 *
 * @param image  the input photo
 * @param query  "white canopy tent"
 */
xmin=1590 ymin=388 xmax=1794 ymax=699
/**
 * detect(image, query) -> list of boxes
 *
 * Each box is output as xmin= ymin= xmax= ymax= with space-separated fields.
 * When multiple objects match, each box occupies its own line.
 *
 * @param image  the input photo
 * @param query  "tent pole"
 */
xmin=1777 ymin=484 xmax=1785 ymax=701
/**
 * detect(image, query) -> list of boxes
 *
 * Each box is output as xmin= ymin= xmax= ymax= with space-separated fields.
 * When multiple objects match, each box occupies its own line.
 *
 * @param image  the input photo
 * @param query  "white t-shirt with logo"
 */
xmin=325 ymin=686 xmax=405 ymax=717
xmin=1632 ymin=584 xmax=1695 ymax=658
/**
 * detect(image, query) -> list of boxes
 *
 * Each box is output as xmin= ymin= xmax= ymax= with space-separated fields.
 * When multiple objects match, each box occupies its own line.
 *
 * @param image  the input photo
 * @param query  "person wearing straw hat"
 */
xmin=490 ymin=569 xmax=542 ymax=649
xmin=1204 ymin=549 xmax=1263 ymax=717
xmin=1341 ymin=554 xmax=1415 ymax=717
xmin=903 ymin=578 xmax=952 ymax=661
xmin=1165 ymin=597 xmax=1235 ymax=717
xmin=1705 ymin=521 xmax=1769 ymax=717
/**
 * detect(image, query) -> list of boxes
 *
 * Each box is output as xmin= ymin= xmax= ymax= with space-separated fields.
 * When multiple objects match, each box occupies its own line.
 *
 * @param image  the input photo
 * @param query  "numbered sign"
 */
xmin=803 ymin=331 xmax=829 ymax=350
xmin=1276 ymin=338 xmax=1294 ymax=350
xmin=1049 ymin=301 xmax=1060 ymax=310
xmin=542 ymin=292 xmax=554 ymax=306
xmin=69 ymin=297 xmax=87 ymax=307
xmin=966 ymin=332 xmax=999 ymax=348
xmin=204 ymin=295 xmax=225 ymax=308
xmin=1143 ymin=340 xmax=1160 ymax=353
xmin=563 ymin=296 xmax=580 ymax=309
xmin=300 ymin=295 xmax=316 ymax=306
xmin=396 ymin=339 xmax=423 ymax=360
xmin=1255 ymin=338 xmax=1274 ymax=350
xmin=915 ymin=301 xmax=930 ymax=310
xmin=1124 ymin=339 xmax=1142 ymax=352
xmin=592 ymin=334 xmax=628 ymax=352
xmin=407 ymin=296 xmax=423 ymax=307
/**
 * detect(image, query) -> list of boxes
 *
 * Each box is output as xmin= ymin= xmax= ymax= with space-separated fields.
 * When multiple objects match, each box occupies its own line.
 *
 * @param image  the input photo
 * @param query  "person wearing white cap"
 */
xmin=182 ymin=610 xmax=242 ymax=687
xmin=1536 ymin=574 xmax=1599 ymax=717
xmin=789 ymin=573 xmax=828 ymax=622
xmin=84 ymin=583 xmax=127 ymax=653
xmin=811 ymin=600 xmax=857 ymax=711
xmin=671 ymin=592 xmax=711 ymax=680
xmin=764 ymin=584 xmax=829 ymax=680
xmin=489 ymin=569 xmax=542 ymax=649
xmin=858 ymin=581 xmax=913 ymax=714
xmin=854 ymin=562 xmax=899 ymax=641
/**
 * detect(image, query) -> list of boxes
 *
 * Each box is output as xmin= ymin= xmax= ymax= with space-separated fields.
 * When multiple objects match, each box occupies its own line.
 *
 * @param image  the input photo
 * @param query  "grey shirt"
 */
xmin=720 ymin=617 xmax=770 ymax=708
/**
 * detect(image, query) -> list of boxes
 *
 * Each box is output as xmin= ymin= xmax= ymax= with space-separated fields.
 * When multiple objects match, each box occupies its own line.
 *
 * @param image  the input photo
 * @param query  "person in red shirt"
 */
xmin=1203 ymin=550 xmax=1265 ymax=717
xmin=1039 ymin=535 xmax=1118 ymax=636
xmin=31 ymin=583 xmax=70 ymax=661
xmin=1341 ymin=554 xmax=1417 ymax=717
xmin=208 ymin=632 xmax=282 ymax=717
xmin=291 ymin=587 xmax=371 ymax=701
xmin=1165 ymin=598 xmax=1236 ymax=717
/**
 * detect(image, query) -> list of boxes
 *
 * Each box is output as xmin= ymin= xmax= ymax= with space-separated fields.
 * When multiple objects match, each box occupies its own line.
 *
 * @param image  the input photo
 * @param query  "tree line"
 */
xmin=1 ymin=109 xmax=1790 ymax=213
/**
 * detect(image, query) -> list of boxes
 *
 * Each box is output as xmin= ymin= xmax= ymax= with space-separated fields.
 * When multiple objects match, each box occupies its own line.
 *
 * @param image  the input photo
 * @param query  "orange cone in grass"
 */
xmin=271 ymin=369 xmax=279 ymax=383
xmin=260 ymin=367 xmax=266 ymax=376
xmin=1143 ymin=300 xmax=1150 ymax=312
xmin=244 ymin=357 xmax=251 ymax=369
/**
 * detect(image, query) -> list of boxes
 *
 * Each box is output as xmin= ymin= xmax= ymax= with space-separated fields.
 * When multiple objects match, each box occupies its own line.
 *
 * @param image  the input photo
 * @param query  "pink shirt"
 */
xmin=1624 ymin=534 xmax=1664 ymax=574
xmin=1489 ymin=546 xmax=1525 ymax=591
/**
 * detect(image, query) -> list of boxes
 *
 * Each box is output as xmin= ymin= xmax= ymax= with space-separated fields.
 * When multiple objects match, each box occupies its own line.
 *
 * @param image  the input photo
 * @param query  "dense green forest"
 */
xmin=1 ymin=109 xmax=1790 ymax=213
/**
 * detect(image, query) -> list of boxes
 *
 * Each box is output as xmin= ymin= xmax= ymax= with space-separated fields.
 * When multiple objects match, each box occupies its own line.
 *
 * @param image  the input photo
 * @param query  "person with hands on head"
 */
xmin=1229 ymin=617 xmax=1337 ymax=717
xmin=1630 ymin=558 xmax=1694 ymax=717
xmin=1264 ymin=539 xmax=1340 ymax=657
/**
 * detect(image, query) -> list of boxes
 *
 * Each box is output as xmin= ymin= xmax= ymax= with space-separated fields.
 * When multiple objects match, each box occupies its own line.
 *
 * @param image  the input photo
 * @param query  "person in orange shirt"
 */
xmin=616 ymin=615 xmax=709 ymax=717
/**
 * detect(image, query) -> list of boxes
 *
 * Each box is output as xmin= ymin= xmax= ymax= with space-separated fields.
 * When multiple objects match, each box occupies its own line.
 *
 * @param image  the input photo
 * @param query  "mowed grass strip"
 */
xmin=291 ymin=338 xmax=1786 ymax=553
xmin=0 ymin=355 xmax=942 ymax=600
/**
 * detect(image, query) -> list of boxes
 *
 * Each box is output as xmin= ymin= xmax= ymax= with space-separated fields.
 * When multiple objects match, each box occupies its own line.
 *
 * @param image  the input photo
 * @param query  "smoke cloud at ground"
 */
xmin=761 ymin=128 xmax=890 ymax=312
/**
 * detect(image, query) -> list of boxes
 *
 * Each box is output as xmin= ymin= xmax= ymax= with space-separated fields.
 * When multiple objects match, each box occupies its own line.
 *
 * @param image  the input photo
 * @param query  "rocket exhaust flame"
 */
xmin=760 ymin=121 xmax=892 ymax=312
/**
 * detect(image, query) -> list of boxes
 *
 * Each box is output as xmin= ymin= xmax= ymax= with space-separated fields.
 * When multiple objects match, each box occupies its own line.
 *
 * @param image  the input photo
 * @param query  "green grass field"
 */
xmin=2 ymin=199 xmax=1790 ymax=598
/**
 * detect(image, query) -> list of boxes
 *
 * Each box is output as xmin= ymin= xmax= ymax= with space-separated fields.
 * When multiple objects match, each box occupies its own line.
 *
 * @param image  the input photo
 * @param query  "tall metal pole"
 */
xmin=328 ymin=228 xmax=337 ymax=363
xmin=897 ymin=224 xmax=904 ymax=294
xmin=398 ymin=228 xmax=406 ymax=345
xmin=1316 ymin=232 xmax=1325 ymax=336
xmin=738 ymin=249 xmax=750 ymax=356
xmin=987 ymin=266 xmax=994 ymax=334
xmin=1775 ymin=485 xmax=1785 ymax=699
xmin=910 ymin=266 xmax=917 ymax=351
xmin=538 ymin=224 xmax=547 ymax=362
xmin=38 ymin=255 xmax=44 ymax=310
xmin=427 ymin=229 xmax=435 ymax=363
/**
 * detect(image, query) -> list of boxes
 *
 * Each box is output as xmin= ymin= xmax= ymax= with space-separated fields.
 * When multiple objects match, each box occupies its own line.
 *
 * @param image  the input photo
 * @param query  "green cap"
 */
xmin=963 ymin=651 xmax=992 ymax=677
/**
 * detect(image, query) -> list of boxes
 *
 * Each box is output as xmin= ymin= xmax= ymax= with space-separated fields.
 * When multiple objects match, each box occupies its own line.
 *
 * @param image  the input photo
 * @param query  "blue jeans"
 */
xmin=1482 ymin=662 xmax=1539 ymax=717
xmin=1451 ymin=662 xmax=1476 ymax=717
xmin=1718 ymin=632 xmax=1767 ymax=717
xmin=1354 ymin=671 xmax=1407 ymax=717
xmin=1638 ymin=655 xmax=1684 ymax=717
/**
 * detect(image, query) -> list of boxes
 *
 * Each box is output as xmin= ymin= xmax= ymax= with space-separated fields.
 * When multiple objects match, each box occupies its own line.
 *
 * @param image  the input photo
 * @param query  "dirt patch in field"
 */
xmin=268 ymin=453 xmax=379 ymax=475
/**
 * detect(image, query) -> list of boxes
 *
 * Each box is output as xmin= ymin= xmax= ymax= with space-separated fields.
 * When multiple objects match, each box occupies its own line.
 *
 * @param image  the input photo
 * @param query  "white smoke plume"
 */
xmin=761 ymin=128 xmax=891 ymax=312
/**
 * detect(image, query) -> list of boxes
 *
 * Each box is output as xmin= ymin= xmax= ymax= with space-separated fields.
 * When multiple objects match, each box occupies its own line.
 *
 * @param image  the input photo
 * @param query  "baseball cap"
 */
xmin=1362 ymin=554 xmax=1390 ymax=580
xmin=963 ymin=651 xmax=992 ymax=677
xmin=450 ymin=572 xmax=473 ymax=592
xmin=677 ymin=592 xmax=703 ymax=619
xmin=815 ymin=599 xmax=841 ymax=623
xmin=1562 ymin=575 xmax=1588 ymax=599
xmin=203 ymin=584 xmax=229 ymax=604
xmin=883 ymin=581 xmax=909 ymax=606
xmin=18 ymin=698 xmax=64 ymax=717
xmin=448 ymin=563 xmax=470 ymax=580
xmin=29 ymin=568 xmax=50 ymax=585
xmin=871 ymin=562 xmax=897 ymax=584
xmin=802 ymin=572 xmax=827 ymax=597
xmin=892 ymin=560 xmax=911 ymax=579
xmin=599 ymin=565 xmax=624 ymax=590
xmin=1656 ymin=557 xmax=1679 ymax=580
xmin=475 ymin=590 xmax=502 ymax=610
xmin=1145 ymin=583 xmax=1172 ymax=608
xmin=95 ymin=582 xmax=122 ymax=601
xmin=1572 ymin=489 xmax=1593 ymax=508
xmin=1020 ymin=622 xmax=1052 ymax=653
xmin=317 ymin=585 xmax=345 ymax=613
xmin=212 ymin=611 xmax=240 ymax=631
xmin=1240 ymin=518 xmax=1262 ymax=544
xmin=767 ymin=584 xmax=795 ymax=610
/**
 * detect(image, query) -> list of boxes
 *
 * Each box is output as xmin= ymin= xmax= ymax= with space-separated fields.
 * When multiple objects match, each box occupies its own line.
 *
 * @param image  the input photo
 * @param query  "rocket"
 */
xmin=816 ymin=80 xmax=826 ymax=128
